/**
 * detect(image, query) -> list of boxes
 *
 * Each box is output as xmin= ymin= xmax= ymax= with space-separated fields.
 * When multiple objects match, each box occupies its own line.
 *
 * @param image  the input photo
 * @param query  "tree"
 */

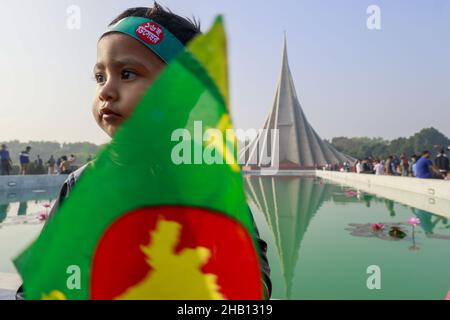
xmin=330 ymin=127 xmax=449 ymax=160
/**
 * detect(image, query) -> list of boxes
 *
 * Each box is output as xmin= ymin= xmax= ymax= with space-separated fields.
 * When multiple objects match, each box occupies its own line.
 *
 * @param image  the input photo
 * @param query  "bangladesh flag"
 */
xmin=14 ymin=16 xmax=264 ymax=300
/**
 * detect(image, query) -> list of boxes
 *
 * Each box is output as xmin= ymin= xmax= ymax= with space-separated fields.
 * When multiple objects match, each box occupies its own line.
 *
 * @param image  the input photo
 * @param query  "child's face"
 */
xmin=92 ymin=33 xmax=166 ymax=137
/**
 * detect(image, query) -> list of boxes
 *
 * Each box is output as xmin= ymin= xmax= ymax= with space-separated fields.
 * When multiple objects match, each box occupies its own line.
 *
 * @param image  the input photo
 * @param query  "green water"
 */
xmin=246 ymin=175 xmax=450 ymax=300
xmin=1 ymin=177 xmax=449 ymax=299
xmin=0 ymin=188 xmax=57 ymax=274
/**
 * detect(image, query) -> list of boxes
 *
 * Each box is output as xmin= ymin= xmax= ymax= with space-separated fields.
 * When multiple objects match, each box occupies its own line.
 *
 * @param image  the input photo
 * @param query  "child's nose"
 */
xmin=99 ymin=79 xmax=119 ymax=102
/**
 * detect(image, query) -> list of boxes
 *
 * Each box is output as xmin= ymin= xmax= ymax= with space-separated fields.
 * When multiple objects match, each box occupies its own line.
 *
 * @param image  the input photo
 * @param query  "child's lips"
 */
xmin=102 ymin=113 xmax=123 ymax=123
xmin=100 ymin=107 xmax=123 ymax=123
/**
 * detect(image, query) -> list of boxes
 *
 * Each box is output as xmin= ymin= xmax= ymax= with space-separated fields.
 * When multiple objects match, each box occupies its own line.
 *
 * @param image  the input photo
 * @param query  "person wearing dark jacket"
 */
xmin=0 ymin=144 xmax=12 ymax=176
xmin=435 ymin=149 xmax=449 ymax=178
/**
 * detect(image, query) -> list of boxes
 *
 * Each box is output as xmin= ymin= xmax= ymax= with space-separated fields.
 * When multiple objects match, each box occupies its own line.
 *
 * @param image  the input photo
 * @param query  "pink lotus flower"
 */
xmin=38 ymin=213 xmax=49 ymax=221
xmin=371 ymin=223 xmax=385 ymax=231
xmin=446 ymin=290 xmax=450 ymax=300
xmin=345 ymin=190 xmax=357 ymax=198
xmin=407 ymin=217 xmax=421 ymax=226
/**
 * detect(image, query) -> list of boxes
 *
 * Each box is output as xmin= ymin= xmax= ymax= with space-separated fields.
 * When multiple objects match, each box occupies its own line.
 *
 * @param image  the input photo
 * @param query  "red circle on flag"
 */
xmin=90 ymin=206 xmax=263 ymax=300
xmin=135 ymin=22 xmax=164 ymax=45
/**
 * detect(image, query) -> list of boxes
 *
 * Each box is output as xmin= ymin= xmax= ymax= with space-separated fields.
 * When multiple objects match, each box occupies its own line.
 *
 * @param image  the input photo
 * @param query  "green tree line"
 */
xmin=330 ymin=127 xmax=449 ymax=160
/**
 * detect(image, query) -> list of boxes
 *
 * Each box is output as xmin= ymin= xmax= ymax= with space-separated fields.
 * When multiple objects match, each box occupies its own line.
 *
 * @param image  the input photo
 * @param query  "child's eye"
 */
xmin=95 ymin=73 xmax=106 ymax=84
xmin=122 ymin=70 xmax=137 ymax=80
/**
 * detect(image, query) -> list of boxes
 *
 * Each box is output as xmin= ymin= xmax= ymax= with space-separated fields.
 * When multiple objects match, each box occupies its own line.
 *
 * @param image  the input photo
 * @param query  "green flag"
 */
xmin=14 ymin=16 xmax=264 ymax=300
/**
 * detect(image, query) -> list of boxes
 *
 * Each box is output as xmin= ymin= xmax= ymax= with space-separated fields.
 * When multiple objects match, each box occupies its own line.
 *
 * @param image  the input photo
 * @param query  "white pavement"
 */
xmin=0 ymin=272 xmax=21 ymax=300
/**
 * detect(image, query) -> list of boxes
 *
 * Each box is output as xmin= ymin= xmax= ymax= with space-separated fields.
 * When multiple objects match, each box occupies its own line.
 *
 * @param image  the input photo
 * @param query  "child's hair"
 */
xmin=109 ymin=2 xmax=201 ymax=45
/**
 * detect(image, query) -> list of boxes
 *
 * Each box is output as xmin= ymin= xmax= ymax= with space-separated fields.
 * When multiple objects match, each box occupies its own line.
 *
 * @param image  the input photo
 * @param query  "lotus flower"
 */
xmin=407 ymin=217 xmax=421 ymax=226
xmin=345 ymin=190 xmax=358 ymax=198
xmin=38 ymin=213 xmax=49 ymax=221
xmin=371 ymin=223 xmax=385 ymax=231
xmin=446 ymin=290 xmax=450 ymax=300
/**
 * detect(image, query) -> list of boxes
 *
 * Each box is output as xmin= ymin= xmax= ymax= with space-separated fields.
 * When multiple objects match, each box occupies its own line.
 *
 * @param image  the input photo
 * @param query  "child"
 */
xmin=17 ymin=3 xmax=271 ymax=299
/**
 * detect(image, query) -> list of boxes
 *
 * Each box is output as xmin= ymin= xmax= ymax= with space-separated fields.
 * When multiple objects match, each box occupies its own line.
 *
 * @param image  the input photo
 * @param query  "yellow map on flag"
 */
xmin=115 ymin=218 xmax=225 ymax=300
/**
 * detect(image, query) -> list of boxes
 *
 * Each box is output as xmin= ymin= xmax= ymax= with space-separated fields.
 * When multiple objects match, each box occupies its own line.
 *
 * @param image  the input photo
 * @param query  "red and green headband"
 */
xmin=102 ymin=16 xmax=186 ymax=64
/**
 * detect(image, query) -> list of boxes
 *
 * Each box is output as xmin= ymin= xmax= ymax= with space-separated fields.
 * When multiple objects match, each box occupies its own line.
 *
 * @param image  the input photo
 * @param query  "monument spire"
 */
xmin=243 ymin=34 xmax=353 ymax=169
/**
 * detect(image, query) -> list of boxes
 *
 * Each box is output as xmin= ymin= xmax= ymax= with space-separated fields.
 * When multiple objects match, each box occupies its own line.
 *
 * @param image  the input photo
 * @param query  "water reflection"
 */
xmin=0 ymin=187 xmax=58 ymax=227
xmin=17 ymin=202 xmax=28 ymax=216
xmin=0 ymin=204 xmax=8 ymax=224
xmin=385 ymin=200 xmax=396 ymax=217
xmin=1 ymin=178 xmax=449 ymax=298
xmin=0 ymin=187 xmax=59 ymax=206
xmin=412 ymin=208 xmax=450 ymax=239
xmin=346 ymin=223 xmax=409 ymax=240
xmin=245 ymin=176 xmax=334 ymax=299
xmin=244 ymin=175 xmax=450 ymax=299
xmin=0 ymin=189 xmax=58 ymax=275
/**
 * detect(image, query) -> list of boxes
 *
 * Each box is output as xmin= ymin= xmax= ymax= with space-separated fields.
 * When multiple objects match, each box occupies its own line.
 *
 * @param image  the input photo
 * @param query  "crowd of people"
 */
xmin=3 ymin=141 xmax=450 ymax=180
xmin=0 ymin=144 xmax=83 ymax=176
xmin=325 ymin=149 xmax=450 ymax=180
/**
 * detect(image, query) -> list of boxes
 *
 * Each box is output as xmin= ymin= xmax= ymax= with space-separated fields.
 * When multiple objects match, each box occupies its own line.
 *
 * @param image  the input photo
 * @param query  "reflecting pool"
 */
xmin=0 ymin=188 xmax=58 ymax=274
xmin=245 ymin=175 xmax=450 ymax=300
xmin=1 ymin=177 xmax=449 ymax=300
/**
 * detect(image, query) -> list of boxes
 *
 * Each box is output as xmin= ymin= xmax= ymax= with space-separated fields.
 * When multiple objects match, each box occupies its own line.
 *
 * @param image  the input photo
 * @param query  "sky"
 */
xmin=0 ymin=0 xmax=449 ymax=145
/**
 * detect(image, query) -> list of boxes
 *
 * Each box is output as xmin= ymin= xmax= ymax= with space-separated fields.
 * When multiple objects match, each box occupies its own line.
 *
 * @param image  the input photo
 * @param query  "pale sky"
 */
xmin=1 ymin=0 xmax=449 ymax=145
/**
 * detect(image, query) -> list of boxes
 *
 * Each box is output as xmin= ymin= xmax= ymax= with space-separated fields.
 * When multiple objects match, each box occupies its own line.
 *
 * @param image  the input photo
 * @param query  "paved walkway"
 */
xmin=0 ymin=272 xmax=20 ymax=300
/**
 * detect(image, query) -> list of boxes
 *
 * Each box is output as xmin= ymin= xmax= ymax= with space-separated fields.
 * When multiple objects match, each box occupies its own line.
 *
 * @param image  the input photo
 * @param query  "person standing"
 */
xmin=36 ymin=155 xmax=44 ymax=174
xmin=59 ymin=155 xmax=72 ymax=174
xmin=374 ymin=160 xmax=384 ymax=175
xmin=409 ymin=155 xmax=417 ymax=177
xmin=56 ymin=157 xmax=62 ymax=174
xmin=355 ymin=160 xmax=362 ymax=174
xmin=343 ymin=161 xmax=350 ymax=172
xmin=435 ymin=149 xmax=449 ymax=179
xmin=68 ymin=154 xmax=76 ymax=164
xmin=392 ymin=155 xmax=400 ymax=176
xmin=19 ymin=146 xmax=32 ymax=175
xmin=400 ymin=155 xmax=409 ymax=176
xmin=384 ymin=156 xmax=393 ymax=175
xmin=0 ymin=144 xmax=12 ymax=176
xmin=47 ymin=155 xmax=56 ymax=175
xmin=415 ymin=151 xmax=445 ymax=179
xmin=361 ymin=159 xmax=371 ymax=173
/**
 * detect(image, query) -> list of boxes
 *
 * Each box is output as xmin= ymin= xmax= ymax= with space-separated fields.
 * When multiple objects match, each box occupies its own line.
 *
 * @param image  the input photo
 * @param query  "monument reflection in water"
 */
xmin=245 ymin=175 xmax=450 ymax=300
xmin=1 ymin=177 xmax=449 ymax=299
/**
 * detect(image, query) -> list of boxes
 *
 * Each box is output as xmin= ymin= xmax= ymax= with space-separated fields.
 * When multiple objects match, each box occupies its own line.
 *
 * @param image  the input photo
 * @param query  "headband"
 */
xmin=102 ymin=16 xmax=186 ymax=64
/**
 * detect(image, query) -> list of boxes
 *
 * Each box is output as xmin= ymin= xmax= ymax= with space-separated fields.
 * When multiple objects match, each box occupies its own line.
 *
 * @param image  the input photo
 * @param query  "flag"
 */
xmin=14 ymin=16 xmax=264 ymax=300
